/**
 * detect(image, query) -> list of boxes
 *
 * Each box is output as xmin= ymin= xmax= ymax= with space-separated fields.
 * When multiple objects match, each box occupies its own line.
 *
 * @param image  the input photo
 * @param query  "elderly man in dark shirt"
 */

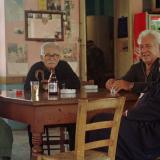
xmin=24 ymin=42 xmax=80 ymax=90
xmin=88 ymin=30 xmax=160 ymax=160
xmin=106 ymin=30 xmax=160 ymax=94
xmin=24 ymin=42 xmax=80 ymax=151
xmin=116 ymin=80 xmax=160 ymax=160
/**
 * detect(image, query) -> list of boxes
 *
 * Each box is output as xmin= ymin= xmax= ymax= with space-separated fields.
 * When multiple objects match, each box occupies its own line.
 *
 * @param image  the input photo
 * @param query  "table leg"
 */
xmin=31 ymin=132 xmax=43 ymax=159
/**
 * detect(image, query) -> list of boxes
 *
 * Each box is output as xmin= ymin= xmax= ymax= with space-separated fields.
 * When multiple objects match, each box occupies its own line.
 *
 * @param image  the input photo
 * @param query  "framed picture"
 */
xmin=25 ymin=10 xmax=64 ymax=41
xmin=152 ymin=0 xmax=160 ymax=12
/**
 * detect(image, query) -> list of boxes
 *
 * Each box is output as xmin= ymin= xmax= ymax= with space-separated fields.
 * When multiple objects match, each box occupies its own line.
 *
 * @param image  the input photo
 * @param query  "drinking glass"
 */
xmin=30 ymin=81 xmax=39 ymax=99
xmin=110 ymin=87 xmax=117 ymax=96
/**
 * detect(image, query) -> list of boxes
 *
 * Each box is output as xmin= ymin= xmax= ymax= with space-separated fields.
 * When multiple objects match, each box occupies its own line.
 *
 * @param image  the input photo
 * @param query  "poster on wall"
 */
xmin=39 ymin=0 xmax=62 ymax=11
xmin=5 ymin=0 xmax=24 ymax=22
xmin=30 ymin=15 xmax=62 ymax=39
xmin=25 ymin=11 xmax=64 ymax=41
xmin=38 ymin=0 xmax=47 ymax=10
xmin=47 ymin=0 xmax=62 ymax=10
xmin=62 ymin=42 xmax=78 ymax=61
xmin=7 ymin=43 xmax=28 ymax=76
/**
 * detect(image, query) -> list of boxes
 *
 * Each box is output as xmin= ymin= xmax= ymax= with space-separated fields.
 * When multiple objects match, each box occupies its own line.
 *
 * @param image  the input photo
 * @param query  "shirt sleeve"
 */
xmin=121 ymin=63 xmax=147 ymax=94
xmin=127 ymin=83 xmax=160 ymax=121
xmin=122 ymin=64 xmax=138 ymax=81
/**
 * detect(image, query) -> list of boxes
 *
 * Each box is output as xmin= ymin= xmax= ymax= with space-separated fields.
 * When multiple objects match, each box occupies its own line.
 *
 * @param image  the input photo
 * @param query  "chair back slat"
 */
xmin=86 ymin=121 xmax=114 ymax=131
xmin=85 ymin=139 xmax=113 ymax=150
xmin=87 ymin=98 xmax=120 ymax=111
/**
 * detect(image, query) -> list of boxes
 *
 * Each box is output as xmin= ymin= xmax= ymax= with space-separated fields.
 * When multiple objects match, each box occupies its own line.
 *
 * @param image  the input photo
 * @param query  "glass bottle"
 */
xmin=48 ymin=69 xmax=58 ymax=96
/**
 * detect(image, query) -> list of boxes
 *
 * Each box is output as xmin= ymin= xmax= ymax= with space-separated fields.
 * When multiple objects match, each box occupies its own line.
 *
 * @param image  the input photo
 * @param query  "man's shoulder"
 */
xmin=56 ymin=60 xmax=73 ymax=72
xmin=32 ymin=61 xmax=43 ymax=66
xmin=30 ymin=61 xmax=45 ymax=69
xmin=130 ymin=61 xmax=143 ymax=68
xmin=132 ymin=60 xmax=142 ymax=65
xmin=58 ymin=60 xmax=69 ymax=66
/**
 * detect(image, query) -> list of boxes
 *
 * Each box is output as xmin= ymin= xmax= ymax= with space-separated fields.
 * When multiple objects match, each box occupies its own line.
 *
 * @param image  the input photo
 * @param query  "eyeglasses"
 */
xmin=44 ymin=53 xmax=60 ymax=58
xmin=139 ymin=44 xmax=153 ymax=51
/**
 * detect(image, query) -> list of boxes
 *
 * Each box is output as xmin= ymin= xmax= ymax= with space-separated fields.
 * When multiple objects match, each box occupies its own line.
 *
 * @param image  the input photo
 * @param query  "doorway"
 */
xmin=85 ymin=0 xmax=114 ymax=83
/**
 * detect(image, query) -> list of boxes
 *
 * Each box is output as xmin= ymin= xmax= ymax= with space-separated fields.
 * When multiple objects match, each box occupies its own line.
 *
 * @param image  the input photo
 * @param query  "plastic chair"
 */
xmin=38 ymin=96 xmax=126 ymax=160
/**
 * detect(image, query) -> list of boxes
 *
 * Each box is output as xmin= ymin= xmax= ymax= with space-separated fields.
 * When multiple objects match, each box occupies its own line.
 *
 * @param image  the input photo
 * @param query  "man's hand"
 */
xmin=105 ymin=78 xmax=116 ymax=90
xmin=111 ymin=80 xmax=134 ymax=92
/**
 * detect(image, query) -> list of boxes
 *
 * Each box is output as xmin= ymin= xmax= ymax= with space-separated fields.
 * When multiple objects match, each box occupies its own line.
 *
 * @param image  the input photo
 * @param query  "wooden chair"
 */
xmin=38 ymin=96 xmax=125 ymax=160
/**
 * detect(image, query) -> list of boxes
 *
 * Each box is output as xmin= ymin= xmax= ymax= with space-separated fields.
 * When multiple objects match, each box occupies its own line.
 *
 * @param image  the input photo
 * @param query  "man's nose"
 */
xmin=141 ymin=46 xmax=147 ymax=52
xmin=50 ymin=55 xmax=56 ymax=59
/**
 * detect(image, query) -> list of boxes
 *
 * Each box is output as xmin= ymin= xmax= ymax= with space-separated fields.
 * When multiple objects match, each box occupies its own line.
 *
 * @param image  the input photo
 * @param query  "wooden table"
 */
xmin=0 ymin=89 xmax=138 ymax=159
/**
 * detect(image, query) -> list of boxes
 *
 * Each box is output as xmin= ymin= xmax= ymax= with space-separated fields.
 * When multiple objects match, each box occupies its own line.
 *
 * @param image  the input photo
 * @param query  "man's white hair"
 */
xmin=137 ymin=29 xmax=160 ymax=45
xmin=40 ymin=42 xmax=61 ymax=56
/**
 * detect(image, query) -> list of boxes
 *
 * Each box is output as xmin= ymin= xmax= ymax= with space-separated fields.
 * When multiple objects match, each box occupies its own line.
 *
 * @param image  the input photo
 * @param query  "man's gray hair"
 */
xmin=137 ymin=30 xmax=160 ymax=45
xmin=40 ymin=42 xmax=61 ymax=56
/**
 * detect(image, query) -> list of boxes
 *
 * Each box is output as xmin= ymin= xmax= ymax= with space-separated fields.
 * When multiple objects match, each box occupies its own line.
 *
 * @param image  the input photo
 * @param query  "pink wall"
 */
xmin=24 ymin=0 xmax=44 ymax=66
xmin=5 ymin=21 xmax=43 ymax=76
xmin=0 ymin=0 xmax=7 ymax=76
xmin=2 ymin=0 xmax=80 ymax=77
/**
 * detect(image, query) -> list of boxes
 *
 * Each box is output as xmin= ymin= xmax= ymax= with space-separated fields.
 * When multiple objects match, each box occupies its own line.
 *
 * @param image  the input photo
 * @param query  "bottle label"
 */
xmin=48 ymin=82 xmax=58 ymax=93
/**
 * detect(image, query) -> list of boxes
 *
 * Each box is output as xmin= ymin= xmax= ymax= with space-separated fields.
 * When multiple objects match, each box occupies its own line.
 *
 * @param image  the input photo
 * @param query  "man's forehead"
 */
xmin=44 ymin=47 xmax=59 ymax=54
xmin=141 ymin=34 xmax=156 ymax=42
xmin=140 ymin=41 xmax=157 ymax=47
xmin=45 ymin=52 xmax=59 ymax=56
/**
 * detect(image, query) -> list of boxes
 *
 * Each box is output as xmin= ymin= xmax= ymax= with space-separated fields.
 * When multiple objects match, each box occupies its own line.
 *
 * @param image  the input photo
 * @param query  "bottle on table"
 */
xmin=48 ymin=69 xmax=58 ymax=96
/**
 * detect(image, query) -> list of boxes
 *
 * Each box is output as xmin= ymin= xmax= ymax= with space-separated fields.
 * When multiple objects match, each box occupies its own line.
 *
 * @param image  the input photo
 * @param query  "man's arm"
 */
xmin=122 ymin=63 xmax=148 ymax=94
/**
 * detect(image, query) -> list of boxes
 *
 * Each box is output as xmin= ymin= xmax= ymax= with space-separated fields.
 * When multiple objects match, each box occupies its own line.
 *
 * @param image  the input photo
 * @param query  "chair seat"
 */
xmin=39 ymin=150 xmax=110 ymax=160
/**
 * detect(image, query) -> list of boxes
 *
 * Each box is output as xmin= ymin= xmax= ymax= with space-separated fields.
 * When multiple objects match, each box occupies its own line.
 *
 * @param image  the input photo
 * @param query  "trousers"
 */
xmin=0 ymin=118 xmax=13 ymax=158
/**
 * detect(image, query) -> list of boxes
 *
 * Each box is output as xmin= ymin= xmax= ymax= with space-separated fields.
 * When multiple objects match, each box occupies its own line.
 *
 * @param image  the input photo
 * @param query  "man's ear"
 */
xmin=40 ymin=55 xmax=44 ymax=60
xmin=59 ymin=53 xmax=63 ymax=59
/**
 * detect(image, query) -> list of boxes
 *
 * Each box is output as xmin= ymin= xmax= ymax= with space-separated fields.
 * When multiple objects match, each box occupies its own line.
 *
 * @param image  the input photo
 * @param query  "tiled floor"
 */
xmin=12 ymin=130 xmax=30 ymax=160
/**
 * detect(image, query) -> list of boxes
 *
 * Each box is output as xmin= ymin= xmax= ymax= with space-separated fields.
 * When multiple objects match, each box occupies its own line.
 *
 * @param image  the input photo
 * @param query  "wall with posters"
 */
xmin=0 ymin=0 xmax=80 ymax=83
